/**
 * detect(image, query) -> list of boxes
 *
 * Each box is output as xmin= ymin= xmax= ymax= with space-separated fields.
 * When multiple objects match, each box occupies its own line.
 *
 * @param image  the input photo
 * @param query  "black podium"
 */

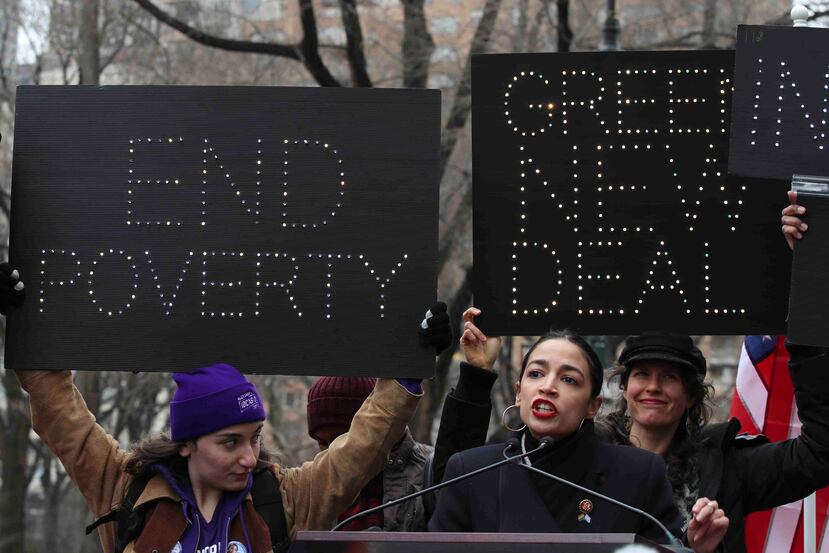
xmin=290 ymin=531 xmax=676 ymax=552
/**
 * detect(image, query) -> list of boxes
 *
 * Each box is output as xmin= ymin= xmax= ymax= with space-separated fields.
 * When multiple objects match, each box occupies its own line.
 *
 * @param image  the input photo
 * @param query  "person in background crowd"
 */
xmin=428 ymin=329 xmax=727 ymax=552
xmin=304 ymin=302 xmax=453 ymax=531
xmin=307 ymin=375 xmax=434 ymax=531
xmin=7 ymin=264 xmax=426 ymax=553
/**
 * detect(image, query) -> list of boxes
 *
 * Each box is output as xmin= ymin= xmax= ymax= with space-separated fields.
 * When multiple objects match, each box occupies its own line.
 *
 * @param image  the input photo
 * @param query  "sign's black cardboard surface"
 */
xmin=788 ymin=192 xmax=829 ymax=346
xmin=473 ymin=51 xmax=790 ymax=335
xmin=8 ymin=86 xmax=440 ymax=376
xmin=729 ymin=25 xmax=829 ymax=181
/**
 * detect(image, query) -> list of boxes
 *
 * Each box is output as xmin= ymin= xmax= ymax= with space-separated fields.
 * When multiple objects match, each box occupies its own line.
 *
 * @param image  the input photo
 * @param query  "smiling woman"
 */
xmin=601 ymin=329 xmax=829 ymax=553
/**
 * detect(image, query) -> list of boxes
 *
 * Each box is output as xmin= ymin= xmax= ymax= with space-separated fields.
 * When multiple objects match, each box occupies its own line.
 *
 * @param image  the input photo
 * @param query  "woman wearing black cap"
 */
xmin=594 ymin=193 xmax=829 ymax=552
xmin=601 ymin=331 xmax=829 ymax=553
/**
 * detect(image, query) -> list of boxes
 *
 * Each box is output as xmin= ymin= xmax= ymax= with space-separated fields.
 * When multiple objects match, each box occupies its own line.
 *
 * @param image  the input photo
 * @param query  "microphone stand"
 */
xmin=331 ymin=438 xmax=549 ymax=531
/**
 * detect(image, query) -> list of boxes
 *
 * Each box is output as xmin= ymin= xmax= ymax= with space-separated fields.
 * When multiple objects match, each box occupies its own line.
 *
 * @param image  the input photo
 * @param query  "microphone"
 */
xmin=506 ymin=441 xmax=690 ymax=552
xmin=331 ymin=437 xmax=546 ymax=531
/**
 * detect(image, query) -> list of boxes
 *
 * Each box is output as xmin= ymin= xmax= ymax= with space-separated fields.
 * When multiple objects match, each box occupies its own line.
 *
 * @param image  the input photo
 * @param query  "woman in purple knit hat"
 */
xmin=6 ymin=266 xmax=427 ymax=553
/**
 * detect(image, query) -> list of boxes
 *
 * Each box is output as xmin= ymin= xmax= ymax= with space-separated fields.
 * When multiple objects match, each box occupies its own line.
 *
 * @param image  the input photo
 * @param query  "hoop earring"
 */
xmin=577 ymin=417 xmax=585 ymax=433
xmin=501 ymin=404 xmax=526 ymax=432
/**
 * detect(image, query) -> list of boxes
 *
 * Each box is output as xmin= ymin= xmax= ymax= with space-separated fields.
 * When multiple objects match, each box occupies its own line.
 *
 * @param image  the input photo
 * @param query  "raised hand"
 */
xmin=459 ymin=307 xmax=502 ymax=371
xmin=418 ymin=302 xmax=453 ymax=356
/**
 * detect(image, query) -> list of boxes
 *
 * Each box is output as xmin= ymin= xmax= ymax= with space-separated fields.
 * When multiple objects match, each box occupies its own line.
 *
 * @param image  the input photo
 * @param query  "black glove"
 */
xmin=418 ymin=301 xmax=452 ymax=356
xmin=0 ymin=262 xmax=25 ymax=315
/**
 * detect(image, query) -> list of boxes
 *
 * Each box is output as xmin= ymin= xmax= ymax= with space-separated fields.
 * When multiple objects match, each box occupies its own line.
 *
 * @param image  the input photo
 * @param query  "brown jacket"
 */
xmin=17 ymin=370 xmax=420 ymax=553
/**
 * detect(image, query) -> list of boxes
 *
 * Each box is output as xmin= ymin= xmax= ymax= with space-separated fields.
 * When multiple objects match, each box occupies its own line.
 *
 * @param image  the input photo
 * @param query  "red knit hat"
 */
xmin=306 ymin=376 xmax=376 ymax=439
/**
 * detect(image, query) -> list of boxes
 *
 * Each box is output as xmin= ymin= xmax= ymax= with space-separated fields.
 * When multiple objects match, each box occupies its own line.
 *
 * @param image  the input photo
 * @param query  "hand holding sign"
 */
xmin=8 ymin=86 xmax=440 ymax=375
xmin=460 ymin=307 xmax=501 ymax=371
xmin=0 ymin=263 xmax=25 ymax=315
xmin=782 ymin=190 xmax=808 ymax=250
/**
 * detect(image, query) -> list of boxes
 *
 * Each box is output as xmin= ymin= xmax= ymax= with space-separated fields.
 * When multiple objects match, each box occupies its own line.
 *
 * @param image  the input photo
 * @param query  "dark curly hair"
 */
xmin=600 ymin=359 xmax=714 ymax=517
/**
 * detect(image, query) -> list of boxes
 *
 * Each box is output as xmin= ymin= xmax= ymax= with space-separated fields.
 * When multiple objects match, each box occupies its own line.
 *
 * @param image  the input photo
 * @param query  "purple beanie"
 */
xmin=170 ymin=364 xmax=266 ymax=442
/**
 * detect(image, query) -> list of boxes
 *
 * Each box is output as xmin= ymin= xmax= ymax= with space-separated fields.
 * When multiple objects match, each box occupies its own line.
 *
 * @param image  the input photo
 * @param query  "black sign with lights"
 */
xmin=730 ymin=25 xmax=829 ymax=180
xmin=472 ymin=51 xmax=790 ymax=336
xmin=8 ymin=86 xmax=440 ymax=376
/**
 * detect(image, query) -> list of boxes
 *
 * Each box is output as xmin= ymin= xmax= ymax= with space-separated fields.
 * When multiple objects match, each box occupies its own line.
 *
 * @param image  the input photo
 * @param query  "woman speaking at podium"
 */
xmin=428 ymin=329 xmax=727 ymax=552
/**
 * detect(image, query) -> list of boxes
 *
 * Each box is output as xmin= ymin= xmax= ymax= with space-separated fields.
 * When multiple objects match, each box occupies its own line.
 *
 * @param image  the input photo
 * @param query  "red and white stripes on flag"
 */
xmin=729 ymin=335 xmax=829 ymax=553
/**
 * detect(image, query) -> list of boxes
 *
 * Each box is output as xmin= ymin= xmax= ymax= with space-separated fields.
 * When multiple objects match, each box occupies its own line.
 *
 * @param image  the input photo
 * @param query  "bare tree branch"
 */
xmin=526 ymin=0 xmax=551 ymax=53
xmin=129 ymin=16 xmax=174 ymax=83
xmin=296 ymin=0 xmax=341 ymax=86
xmin=638 ymin=29 xmax=736 ymax=49
xmin=133 ymin=0 xmax=299 ymax=59
xmin=132 ymin=0 xmax=342 ymax=86
xmin=701 ymin=0 xmax=718 ymax=48
xmin=435 ymin=0 xmax=503 ymax=274
xmin=338 ymin=0 xmax=372 ymax=87
xmin=514 ymin=0 xmax=529 ymax=52
xmin=401 ymin=0 xmax=434 ymax=88
xmin=438 ymin=0 xmax=502 ymax=178
xmin=100 ymin=4 xmax=134 ymax=73
xmin=0 ymin=189 xmax=11 ymax=221
xmin=78 ymin=0 xmax=101 ymax=85
xmin=556 ymin=0 xmax=572 ymax=52
xmin=0 ymin=5 xmax=13 ymax=103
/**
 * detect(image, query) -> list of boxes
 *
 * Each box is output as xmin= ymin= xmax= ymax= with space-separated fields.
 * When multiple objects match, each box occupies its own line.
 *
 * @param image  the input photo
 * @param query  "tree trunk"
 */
xmin=438 ymin=0 xmax=502 ymax=179
xmin=556 ymin=0 xmax=572 ymax=53
xmin=701 ymin=0 xmax=718 ymax=48
xmin=513 ymin=0 xmax=529 ymax=52
xmin=78 ymin=0 xmax=100 ymax=85
xmin=526 ymin=0 xmax=551 ymax=53
xmin=401 ymin=0 xmax=434 ymax=88
xmin=0 ymin=369 xmax=31 ymax=550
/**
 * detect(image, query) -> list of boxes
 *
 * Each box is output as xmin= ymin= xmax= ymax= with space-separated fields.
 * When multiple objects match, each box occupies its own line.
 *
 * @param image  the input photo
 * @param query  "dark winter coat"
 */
xmin=428 ymin=422 xmax=683 ymax=544
xmin=688 ymin=343 xmax=829 ymax=553
xmin=429 ymin=422 xmax=680 ymax=542
xmin=381 ymin=429 xmax=434 ymax=531
xmin=433 ymin=346 xmax=829 ymax=553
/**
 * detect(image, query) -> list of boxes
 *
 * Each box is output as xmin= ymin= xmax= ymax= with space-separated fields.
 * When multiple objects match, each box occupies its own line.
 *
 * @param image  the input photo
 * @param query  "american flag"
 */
xmin=729 ymin=335 xmax=829 ymax=553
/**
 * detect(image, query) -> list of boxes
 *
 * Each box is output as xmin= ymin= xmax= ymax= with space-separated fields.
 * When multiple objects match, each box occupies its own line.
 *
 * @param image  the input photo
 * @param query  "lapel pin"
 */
xmin=578 ymin=498 xmax=593 ymax=523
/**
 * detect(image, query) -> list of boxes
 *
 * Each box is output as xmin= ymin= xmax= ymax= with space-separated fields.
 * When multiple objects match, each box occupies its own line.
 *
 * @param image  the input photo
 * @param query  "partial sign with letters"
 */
xmin=729 ymin=25 xmax=829 ymax=181
xmin=8 ymin=86 xmax=440 ymax=376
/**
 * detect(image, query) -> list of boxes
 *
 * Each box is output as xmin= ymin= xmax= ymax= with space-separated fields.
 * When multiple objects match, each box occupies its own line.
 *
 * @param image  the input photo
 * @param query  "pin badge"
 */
xmin=578 ymin=499 xmax=593 ymax=523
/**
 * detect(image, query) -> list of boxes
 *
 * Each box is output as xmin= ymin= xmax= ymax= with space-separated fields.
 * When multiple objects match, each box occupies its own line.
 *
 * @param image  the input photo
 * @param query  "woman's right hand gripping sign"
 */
xmin=460 ymin=307 xmax=502 ymax=371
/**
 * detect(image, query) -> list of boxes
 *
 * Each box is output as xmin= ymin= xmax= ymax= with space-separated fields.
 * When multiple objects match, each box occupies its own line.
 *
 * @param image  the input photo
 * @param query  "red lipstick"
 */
xmin=531 ymin=398 xmax=558 ymax=419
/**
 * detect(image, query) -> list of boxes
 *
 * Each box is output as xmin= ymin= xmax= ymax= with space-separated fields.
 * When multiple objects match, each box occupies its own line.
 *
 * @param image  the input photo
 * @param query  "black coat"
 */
xmin=428 ymin=430 xmax=683 ymax=544
xmin=691 ymin=343 xmax=829 ymax=553
xmin=434 ymin=346 xmax=829 ymax=553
